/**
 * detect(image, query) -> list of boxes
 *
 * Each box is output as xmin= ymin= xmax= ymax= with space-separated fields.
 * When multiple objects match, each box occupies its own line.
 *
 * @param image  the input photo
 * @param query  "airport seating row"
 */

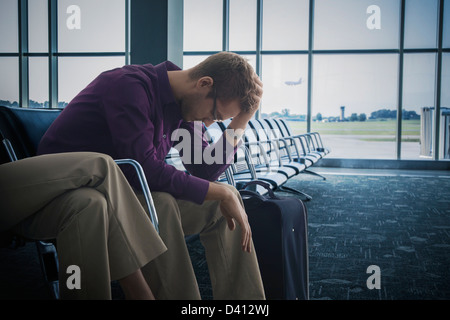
xmin=166 ymin=117 xmax=330 ymax=200
xmin=213 ymin=118 xmax=330 ymax=200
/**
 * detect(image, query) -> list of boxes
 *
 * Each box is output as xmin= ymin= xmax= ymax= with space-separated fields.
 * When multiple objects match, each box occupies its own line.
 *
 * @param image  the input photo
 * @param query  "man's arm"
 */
xmin=204 ymin=73 xmax=263 ymax=253
xmin=102 ymin=76 xmax=210 ymax=204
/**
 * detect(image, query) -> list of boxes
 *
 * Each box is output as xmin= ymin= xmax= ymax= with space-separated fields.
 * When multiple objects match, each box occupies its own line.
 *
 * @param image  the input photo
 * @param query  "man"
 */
xmin=38 ymin=52 xmax=265 ymax=299
xmin=0 ymin=152 xmax=166 ymax=299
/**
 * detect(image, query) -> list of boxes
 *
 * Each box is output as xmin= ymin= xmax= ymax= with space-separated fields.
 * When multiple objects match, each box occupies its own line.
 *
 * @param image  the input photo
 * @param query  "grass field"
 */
xmin=287 ymin=119 xmax=420 ymax=142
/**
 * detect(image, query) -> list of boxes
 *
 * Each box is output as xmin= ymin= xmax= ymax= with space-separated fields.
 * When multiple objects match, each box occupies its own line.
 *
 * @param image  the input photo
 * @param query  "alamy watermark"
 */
xmin=66 ymin=265 xmax=81 ymax=290
xmin=366 ymin=265 xmax=381 ymax=290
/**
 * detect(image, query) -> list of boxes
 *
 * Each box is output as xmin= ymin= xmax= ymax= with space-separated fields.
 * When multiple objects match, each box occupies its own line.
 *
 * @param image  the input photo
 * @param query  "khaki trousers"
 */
xmin=137 ymin=184 xmax=266 ymax=300
xmin=0 ymin=152 xmax=167 ymax=299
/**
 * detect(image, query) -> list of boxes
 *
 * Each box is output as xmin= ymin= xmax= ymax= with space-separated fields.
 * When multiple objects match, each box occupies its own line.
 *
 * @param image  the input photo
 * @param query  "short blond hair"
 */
xmin=188 ymin=52 xmax=258 ymax=112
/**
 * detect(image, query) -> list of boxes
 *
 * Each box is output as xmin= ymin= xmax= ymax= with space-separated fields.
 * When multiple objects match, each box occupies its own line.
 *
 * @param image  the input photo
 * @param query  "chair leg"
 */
xmin=303 ymin=169 xmax=326 ymax=180
xmin=278 ymin=185 xmax=312 ymax=202
xmin=35 ymin=241 xmax=60 ymax=299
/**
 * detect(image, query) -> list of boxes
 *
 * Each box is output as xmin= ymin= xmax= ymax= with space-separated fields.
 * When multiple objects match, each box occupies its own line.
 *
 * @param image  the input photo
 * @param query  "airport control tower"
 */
xmin=340 ymin=106 xmax=345 ymax=121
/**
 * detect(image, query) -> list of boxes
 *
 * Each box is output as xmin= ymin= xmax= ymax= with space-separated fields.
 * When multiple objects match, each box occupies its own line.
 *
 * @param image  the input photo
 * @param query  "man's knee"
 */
xmin=61 ymin=188 xmax=108 ymax=225
xmin=84 ymin=152 xmax=117 ymax=173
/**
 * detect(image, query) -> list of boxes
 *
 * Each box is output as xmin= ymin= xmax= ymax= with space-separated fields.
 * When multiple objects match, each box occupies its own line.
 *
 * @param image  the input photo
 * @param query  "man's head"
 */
xmin=188 ymin=52 xmax=259 ymax=114
xmin=172 ymin=52 xmax=261 ymax=126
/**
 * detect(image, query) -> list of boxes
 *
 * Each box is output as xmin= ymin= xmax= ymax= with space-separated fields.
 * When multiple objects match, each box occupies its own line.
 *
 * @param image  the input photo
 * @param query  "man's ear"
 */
xmin=196 ymin=76 xmax=214 ymax=89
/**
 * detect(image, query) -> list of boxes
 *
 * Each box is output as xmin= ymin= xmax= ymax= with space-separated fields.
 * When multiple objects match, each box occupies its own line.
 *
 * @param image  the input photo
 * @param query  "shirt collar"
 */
xmin=154 ymin=61 xmax=184 ymax=123
xmin=154 ymin=61 xmax=181 ymax=106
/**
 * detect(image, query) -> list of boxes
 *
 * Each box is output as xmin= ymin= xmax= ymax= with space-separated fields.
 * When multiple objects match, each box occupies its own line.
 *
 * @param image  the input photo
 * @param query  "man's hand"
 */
xmin=226 ymin=72 xmax=263 ymax=146
xmin=205 ymin=182 xmax=252 ymax=253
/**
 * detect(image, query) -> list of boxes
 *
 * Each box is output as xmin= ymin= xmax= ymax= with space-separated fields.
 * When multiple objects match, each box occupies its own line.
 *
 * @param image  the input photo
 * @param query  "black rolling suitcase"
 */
xmin=239 ymin=181 xmax=309 ymax=300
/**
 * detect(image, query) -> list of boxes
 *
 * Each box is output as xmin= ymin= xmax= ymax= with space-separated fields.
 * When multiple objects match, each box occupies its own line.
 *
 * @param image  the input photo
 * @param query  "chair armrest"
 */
xmin=114 ymin=159 xmax=159 ymax=234
xmin=2 ymin=138 xmax=18 ymax=162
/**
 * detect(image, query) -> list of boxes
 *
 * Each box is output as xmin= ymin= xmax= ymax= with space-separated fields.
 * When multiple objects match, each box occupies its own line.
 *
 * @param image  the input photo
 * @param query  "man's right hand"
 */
xmin=226 ymin=72 xmax=263 ymax=146
xmin=205 ymin=182 xmax=252 ymax=253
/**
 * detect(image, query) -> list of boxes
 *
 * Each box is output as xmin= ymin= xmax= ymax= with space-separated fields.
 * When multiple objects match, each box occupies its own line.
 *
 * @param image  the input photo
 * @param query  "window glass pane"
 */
xmin=444 ymin=0 xmax=450 ymax=48
xmin=262 ymin=0 xmax=309 ymax=51
xmin=58 ymin=57 xmax=125 ymax=105
xmin=241 ymin=54 xmax=257 ymax=73
xmin=183 ymin=0 xmax=222 ymax=51
xmin=0 ymin=58 xmax=19 ymax=105
xmin=261 ymin=55 xmax=308 ymax=120
xmin=29 ymin=57 xmax=49 ymax=107
xmin=183 ymin=54 xmax=256 ymax=74
xmin=229 ymin=0 xmax=257 ymax=51
xmin=402 ymin=53 xmax=436 ymax=159
xmin=28 ymin=0 xmax=48 ymax=52
xmin=0 ymin=0 xmax=18 ymax=52
xmin=311 ymin=54 xmax=398 ymax=159
xmin=58 ymin=0 xmax=125 ymax=52
xmin=314 ymin=0 xmax=400 ymax=50
xmin=183 ymin=55 xmax=210 ymax=70
xmin=440 ymin=53 xmax=450 ymax=159
xmin=405 ymin=0 xmax=438 ymax=49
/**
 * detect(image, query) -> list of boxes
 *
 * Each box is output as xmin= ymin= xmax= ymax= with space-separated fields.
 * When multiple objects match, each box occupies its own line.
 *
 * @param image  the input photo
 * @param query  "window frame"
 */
xmin=0 ymin=0 xmax=130 ymax=109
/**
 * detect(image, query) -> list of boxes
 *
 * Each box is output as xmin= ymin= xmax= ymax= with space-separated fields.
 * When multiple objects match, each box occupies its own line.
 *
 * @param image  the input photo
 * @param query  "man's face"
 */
xmin=181 ymin=87 xmax=241 ymax=127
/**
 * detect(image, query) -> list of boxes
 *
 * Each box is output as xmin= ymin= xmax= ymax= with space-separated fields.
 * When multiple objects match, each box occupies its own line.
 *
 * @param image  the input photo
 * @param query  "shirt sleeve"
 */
xmin=101 ymin=75 xmax=210 ymax=204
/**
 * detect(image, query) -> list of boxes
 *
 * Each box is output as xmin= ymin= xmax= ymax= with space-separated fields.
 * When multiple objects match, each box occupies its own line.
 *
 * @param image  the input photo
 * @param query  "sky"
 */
xmin=0 ymin=0 xmax=449 ymax=118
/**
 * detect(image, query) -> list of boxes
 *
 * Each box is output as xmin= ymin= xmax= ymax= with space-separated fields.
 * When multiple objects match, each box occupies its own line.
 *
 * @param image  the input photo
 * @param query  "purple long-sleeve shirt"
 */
xmin=37 ymin=61 xmax=236 ymax=204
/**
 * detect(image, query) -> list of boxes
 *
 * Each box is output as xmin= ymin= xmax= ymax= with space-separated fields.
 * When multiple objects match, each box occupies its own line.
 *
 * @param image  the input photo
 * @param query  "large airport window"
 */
xmin=183 ymin=0 xmax=449 ymax=161
xmin=0 ymin=0 xmax=128 ymax=109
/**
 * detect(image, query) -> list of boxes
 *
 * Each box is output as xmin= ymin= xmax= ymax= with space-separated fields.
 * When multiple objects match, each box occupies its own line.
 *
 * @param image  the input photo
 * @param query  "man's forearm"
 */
xmin=225 ymin=115 xmax=249 ymax=147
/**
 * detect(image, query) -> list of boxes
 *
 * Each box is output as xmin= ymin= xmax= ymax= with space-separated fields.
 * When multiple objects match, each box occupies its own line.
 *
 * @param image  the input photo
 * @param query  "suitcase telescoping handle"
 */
xmin=239 ymin=180 xmax=280 ymax=200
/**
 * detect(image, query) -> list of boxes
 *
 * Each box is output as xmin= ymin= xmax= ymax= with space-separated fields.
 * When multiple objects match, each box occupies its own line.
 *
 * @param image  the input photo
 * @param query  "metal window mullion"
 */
xmin=307 ymin=0 xmax=315 ymax=133
xmin=434 ymin=0 xmax=444 ymax=160
xmin=222 ymin=0 xmax=229 ymax=52
xmin=255 ymin=0 xmax=263 ymax=119
xmin=396 ymin=0 xmax=406 ymax=159
xmin=49 ymin=0 xmax=58 ymax=108
xmin=19 ymin=0 xmax=29 ymax=108
xmin=125 ymin=0 xmax=130 ymax=65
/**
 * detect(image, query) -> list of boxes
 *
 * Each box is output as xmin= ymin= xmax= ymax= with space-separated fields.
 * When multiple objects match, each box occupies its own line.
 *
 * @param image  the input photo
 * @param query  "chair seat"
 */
xmin=280 ymin=159 xmax=307 ymax=174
